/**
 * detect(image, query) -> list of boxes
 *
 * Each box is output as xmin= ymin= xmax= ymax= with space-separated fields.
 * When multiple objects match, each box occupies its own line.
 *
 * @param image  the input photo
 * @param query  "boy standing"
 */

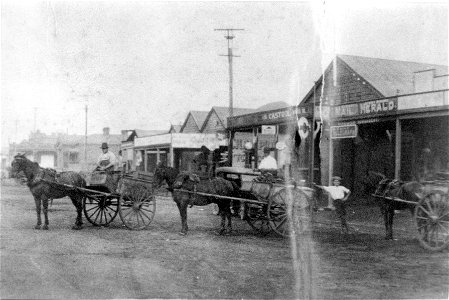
xmin=314 ymin=176 xmax=351 ymax=233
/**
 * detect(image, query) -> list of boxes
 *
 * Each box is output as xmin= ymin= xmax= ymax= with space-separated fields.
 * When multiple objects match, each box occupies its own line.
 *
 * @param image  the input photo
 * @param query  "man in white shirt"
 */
xmin=314 ymin=176 xmax=351 ymax=233
xmin=96 ymin=143 xmax=117 ymax=172
xmin=258 ymin=147 xmax=278 ymax=174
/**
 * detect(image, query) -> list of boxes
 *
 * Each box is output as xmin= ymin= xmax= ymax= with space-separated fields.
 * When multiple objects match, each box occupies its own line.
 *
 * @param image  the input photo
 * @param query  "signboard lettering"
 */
xmin=332 ymin=98 xmax=397 ymax=118
xmin=331 ymin=125 xmax=358 ymax=139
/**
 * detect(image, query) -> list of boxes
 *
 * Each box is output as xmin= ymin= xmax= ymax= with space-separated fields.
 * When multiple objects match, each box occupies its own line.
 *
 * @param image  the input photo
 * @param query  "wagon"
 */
xmin=212 ymin=167 xmax=312 ymax=237
xmin=373 ymin=178 xmax=449 ymax=251
xmin=61 ymin=171 xmax=156 ymax=230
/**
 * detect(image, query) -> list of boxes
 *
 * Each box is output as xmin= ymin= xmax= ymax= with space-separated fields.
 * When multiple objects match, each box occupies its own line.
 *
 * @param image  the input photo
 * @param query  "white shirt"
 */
xmin=97 ymin=151 xmax=117 ymax=167
xmin=258 ymin=155 xmax=278 ymax=170
xmin=321 ymin=185 xmax=350 ymax=200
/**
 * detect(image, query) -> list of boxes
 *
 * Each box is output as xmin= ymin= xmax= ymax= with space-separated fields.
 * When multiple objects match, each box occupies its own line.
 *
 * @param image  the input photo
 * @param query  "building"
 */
xmin=180 ymin=111 xmax=209 ymax=133
xmin=10 ymin=128 xmax=122 ymax=172
xmin=299 ymin=55 xmax=448 ymax=196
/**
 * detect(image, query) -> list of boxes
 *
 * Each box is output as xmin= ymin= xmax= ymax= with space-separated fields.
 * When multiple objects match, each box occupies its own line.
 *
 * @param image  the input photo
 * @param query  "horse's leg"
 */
xmin=217 ymin=203 xmax=226 ymax=235
xmin=226 ymin=203 xmax=232 ymax=234
xmin=34 ymin=196 xmax=42 ymax=229
xmin=380 ymin=202 xmax=391 ymax=240
xmin=42 ymin=196 xmax=49 ymax=230
xmin=383 ymin=202 xmax=394 ymax=240
xmin=176 ymin=201 xmax=188 ymax=235
xmin=70 ymin=195 xmax=83 ymax=230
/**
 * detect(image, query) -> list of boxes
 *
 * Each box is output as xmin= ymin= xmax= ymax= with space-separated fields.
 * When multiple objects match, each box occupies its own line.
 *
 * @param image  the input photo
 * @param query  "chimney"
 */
xmin=103 ymin=127 xmax=110 ymax=137
xmin=413 ymin=69 xmax=435 ymax=93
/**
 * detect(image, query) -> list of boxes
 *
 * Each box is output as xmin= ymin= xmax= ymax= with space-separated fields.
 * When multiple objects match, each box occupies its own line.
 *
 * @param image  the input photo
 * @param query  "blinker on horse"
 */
xmin=10 ymin=154 xmax=86 ymax=230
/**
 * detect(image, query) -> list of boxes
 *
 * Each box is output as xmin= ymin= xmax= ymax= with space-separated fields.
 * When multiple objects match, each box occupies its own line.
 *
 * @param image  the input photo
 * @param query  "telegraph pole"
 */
xmin=84 ymin=104 xmax=88 ymax=170
xmin=215 ymin=28 xmax=244 ymax=118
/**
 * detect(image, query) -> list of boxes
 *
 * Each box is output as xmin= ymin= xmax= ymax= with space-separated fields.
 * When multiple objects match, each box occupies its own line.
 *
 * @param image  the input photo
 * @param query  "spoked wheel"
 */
xmin=83 ymin=194 xmax=119 ymax=226
xmin=119 ymin=182 xmax=156 ymax=230
xmin=414 ymin=190 xmax=449 ymax=251
xmin=245 ymin=202 xmax=271 ymax=235
xmin=267 ymin=187 xmax=310 ymax=237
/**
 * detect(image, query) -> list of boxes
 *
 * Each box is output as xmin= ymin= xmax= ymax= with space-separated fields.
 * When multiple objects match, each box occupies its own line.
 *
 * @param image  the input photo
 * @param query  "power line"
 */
xmin=215 ymin=28 xmax=244 ymax=118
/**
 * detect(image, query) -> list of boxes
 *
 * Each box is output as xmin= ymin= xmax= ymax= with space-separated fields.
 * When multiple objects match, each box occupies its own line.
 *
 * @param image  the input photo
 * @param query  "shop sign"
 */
xmin=261 ymin=125 xmax=276 ymax=135
xmin=331 ymin=125 xmax=358 ymax=139
xmin=332 ymin=98 xmax=397 ymax=118
xmin=228 ymin=106 xmax=311 ymax=128
xmin=172 ymin=133 xmax=225 ymax=149
xmin=297 ymin=117 xmax=310 ymax=139
xmin=232 ymin=132 xmax=253 ymax=168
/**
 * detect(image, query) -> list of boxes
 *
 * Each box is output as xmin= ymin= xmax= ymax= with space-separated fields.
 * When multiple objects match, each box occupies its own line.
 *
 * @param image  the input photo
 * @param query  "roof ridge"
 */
xmin=337 ymin=54 xmax=448 ymax=68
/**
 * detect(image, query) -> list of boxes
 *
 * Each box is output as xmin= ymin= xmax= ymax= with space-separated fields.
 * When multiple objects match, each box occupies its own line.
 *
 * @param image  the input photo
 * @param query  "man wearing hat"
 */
xmin=314 ymin=176 xmax=351 ymax=233
xmin=96 ymin=142 xmax=117 ymax=172
xmin=192 ymin=145 xmax=212 ymax=175
xmin=258 ymin=147 xmax=278 ymax=175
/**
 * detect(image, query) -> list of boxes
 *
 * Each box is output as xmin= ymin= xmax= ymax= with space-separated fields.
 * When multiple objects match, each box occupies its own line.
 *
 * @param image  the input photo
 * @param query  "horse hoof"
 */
xmin=42 ymin=225 xmax=49 ymax=230
xmin=72 ymin=225 xmax=82 ymax=230
xmin=34 ymin=225 xmax=41 ymax=230
xmin=179 ymin=231 xmax=187 ymax=236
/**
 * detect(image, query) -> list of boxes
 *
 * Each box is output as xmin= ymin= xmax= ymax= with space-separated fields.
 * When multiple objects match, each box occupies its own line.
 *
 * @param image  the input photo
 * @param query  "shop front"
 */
xmin=329 ymin=90 xmax=448 ymax=197
xmin=133 ymin=133 xmax=227 ymax=175
xmin=227 ymin=105 xmax=322 ymax=185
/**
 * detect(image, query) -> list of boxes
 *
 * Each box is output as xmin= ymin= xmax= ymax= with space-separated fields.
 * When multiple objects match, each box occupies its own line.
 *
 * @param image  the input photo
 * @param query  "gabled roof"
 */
xmin=339 ymin=54 xmax=448 ymax=97
xmin=201 ymin=106 xmax=256 ymax=130
xmin=124 ymin=129 xmax=167 ymax=142
xmin=300 ymin=54 xmax=449 ymax=105
xmin=169 ymin=124 xmax=182 ymax=133
xmin=180 ymin=110 xmax=209 ymax=132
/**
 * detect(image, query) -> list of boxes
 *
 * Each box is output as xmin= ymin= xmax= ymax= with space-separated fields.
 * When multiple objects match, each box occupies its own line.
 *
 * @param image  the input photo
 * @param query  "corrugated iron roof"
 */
xmin=338 ymin=55 xmax=448 ymax=97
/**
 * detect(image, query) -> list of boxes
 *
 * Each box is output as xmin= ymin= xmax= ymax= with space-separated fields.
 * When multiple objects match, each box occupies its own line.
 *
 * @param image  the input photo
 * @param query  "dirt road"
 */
xmin=1 ymin=183 xmax=448 ymax=299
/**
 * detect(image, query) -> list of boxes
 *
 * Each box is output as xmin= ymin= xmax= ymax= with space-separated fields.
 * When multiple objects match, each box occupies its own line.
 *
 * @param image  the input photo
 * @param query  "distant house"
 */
xmin=168 ymin=124 xmax=182 ymax=133
xmin=11 ymin=130 xmax=59 ymax=168
xmin=55 ymin=127 xmax=122 ymax=171
xmin=201 ymin=106 xmax=256 ymax=134
xmin=180 ymin=111 xmax=209 ymax=133
xmin=120 ymin=129 xmax=167 ymax=172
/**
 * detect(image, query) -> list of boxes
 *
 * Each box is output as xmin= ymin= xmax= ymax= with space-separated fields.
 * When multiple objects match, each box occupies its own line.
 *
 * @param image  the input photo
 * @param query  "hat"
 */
xmin=332 ymin=176 xmax=342 ymax=181
xmin=101 ymin=142 xmax=109 ymax=149
xmin=200 ymin=145 xmax=210 ymax=153
xmin=263 ymin=147 xmax=271 ymax=154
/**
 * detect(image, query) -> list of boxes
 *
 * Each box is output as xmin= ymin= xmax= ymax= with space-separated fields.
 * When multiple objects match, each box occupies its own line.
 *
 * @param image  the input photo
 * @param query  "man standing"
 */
xmin=96 ymin=142 xmax=117 ymax=172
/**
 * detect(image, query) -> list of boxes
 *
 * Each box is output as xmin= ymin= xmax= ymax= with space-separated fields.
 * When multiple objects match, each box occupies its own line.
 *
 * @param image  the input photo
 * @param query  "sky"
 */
xmin=1 ymin=0 xmax=448 ymax=148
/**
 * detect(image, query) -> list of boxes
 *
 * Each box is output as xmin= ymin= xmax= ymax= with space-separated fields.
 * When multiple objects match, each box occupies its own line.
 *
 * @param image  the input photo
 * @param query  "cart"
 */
xmin=212 ymin=167 xmax=312 ymax=237
xmin=60 ymin=171 xmax=156 ymax=230
xmin=373 ymin=179 xmax=449 ymax=251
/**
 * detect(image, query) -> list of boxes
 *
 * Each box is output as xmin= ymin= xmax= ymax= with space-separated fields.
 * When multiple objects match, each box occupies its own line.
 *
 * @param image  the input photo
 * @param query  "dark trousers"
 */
xmin=333 ymin=199 xmax=348 ymax=229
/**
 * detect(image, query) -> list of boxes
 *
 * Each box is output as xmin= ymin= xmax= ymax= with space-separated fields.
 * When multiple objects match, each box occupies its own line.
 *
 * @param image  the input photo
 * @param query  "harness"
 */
xmin=29 ymin=168 xmax=58 ymax=187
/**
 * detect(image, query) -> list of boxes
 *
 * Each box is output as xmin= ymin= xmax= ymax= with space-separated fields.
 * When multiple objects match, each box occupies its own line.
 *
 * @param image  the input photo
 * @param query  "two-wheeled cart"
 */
xmin=57 ymin=171 xmax=156 ymax=230
xmin=206 ymin=167 xmax=312 ymax=237
xmin=372 ymin=179 xmax=449 ymax=251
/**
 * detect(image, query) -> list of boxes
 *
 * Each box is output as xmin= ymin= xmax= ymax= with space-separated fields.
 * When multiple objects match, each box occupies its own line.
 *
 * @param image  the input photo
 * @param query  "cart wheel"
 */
xmin=267 ymin=187 xmax=310 ymax=237
xmin=119 ymin=183 xmax=156 ymax=230
xmin=414 ymin=190 xmax=449 ymax=251
xmin=245 ymin=202 xmax=271 ymax=235
xmin=83 ymin=195 xmax=119 ymax=226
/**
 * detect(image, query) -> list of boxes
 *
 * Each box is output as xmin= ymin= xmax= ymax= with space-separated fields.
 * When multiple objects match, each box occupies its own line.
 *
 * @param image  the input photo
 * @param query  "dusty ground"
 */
xmin=1 ymin=182 xmax=448 ymax=299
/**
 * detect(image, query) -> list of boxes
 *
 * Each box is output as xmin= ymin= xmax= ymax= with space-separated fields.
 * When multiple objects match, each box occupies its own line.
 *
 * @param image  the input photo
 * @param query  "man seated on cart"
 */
xmin=95 ymin=142 xmax=117 ymax=173
xmin=257 ymin=147 xmax=279 ymax=177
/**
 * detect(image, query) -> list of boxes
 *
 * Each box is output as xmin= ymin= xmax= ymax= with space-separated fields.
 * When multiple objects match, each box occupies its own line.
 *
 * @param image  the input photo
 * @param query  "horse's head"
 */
xmin=154 ymin=163 xmax=179 ymax=189
xmin=173 ymin=173 xmax=200 ymax=189
xmin=361 ymin=171 xmax=387 ymax=194
xmin=10 ymin=153 xmax=31 ymax=178
xmin=400 ymin=181 xmax=424 ymax=202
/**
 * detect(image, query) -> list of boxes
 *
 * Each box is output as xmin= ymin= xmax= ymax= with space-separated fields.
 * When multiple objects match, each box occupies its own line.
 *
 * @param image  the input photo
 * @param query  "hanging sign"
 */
xmin=297 ymin=117 xmax=310 ymax=139
xmin=331 ymin=125 xmax=358 ymax=139
xmin=261 ymin=125 xmax=276 ymax=135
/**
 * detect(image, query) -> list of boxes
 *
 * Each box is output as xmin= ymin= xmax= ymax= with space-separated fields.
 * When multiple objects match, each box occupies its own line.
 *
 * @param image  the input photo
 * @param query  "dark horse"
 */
xmin=363 ymin=171 xmax=424 ymax=240
xmin=11 ymin=154 xmax=86 ymax=230
xmin=154 ymin=164 xmax=238 ymax=235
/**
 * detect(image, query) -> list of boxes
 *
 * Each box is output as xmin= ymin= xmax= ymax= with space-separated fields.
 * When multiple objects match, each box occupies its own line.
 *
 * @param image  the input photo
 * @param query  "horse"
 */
xmin=362 ymin=171 xmax=424 ymax=240
xmin=154 ymin=164 xmax=238 ymax=235
xmin=10 ymin=154 xmax=86 ymax=230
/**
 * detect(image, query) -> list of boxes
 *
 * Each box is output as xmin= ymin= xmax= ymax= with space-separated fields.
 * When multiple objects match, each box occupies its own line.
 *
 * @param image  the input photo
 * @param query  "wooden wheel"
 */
xmin=119 ymin=182 xmax=156 ymax=230
xmin=414 ymin=190 xmax=449 ymax=251
xmin=267 ymin=187 xmax=310 ymax=237
xmin=83 ymin=194 xmax=119 ymax=226
xmin=245 ymin=202 xmax=271 ymax=235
